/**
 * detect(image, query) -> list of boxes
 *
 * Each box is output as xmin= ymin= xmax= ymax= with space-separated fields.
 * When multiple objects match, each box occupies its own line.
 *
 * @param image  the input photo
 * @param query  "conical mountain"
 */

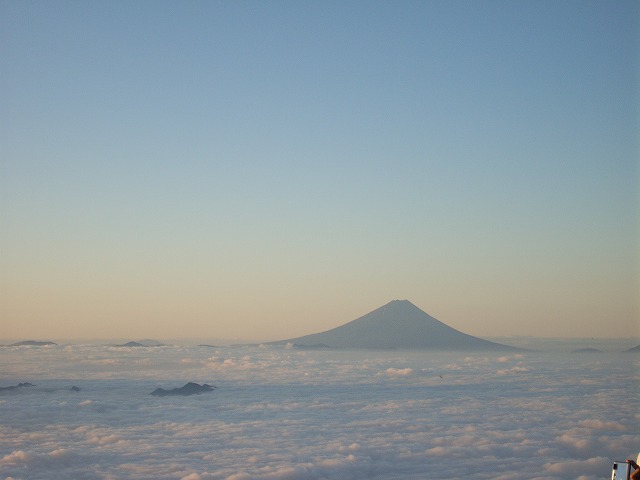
xmin=276 ymin=300 xmax=520 ymax=350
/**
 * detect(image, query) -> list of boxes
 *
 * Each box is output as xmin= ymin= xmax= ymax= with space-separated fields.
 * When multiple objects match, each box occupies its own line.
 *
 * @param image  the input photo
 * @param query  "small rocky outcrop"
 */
xmin=0 ymin=382 xmax=35 ymax=392
xmin=150 ymin=382 xmax=215 ymax=397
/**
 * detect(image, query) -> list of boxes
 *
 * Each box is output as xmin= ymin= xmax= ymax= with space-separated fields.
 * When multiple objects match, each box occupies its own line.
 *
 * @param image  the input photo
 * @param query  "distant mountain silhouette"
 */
xmin=627 ymin=345 xmax=640 ymax=352
xmin=274 ymin=300 xmax=522 ymax=351
xmin=292 ymin=343 xmax=332 ymax=350
xmin=7 ymin=340 xmax=56 ymax=347
xmin=112 ymin=340 xmax=165 ymax=347
xmin=571 ymin=348 xmax=602 ymax=353
xmin=150 ymin=382 xmax=215 ymax=396
xmin=136 ymin=339 xmax=165 ymax=346
xmin=0 ymin=382 xmax=84 ymax=394
xmin=115 ymin=341 xmax=146 ymax=347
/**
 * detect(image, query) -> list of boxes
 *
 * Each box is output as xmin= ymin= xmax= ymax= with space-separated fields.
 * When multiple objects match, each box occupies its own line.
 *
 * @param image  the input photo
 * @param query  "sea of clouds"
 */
xmin=0 ymin=341 xmax=638 ymax=480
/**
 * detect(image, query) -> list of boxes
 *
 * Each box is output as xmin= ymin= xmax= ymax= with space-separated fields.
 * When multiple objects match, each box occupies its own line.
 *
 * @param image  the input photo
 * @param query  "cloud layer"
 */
xmin=0 ymin=343 xmax=638 ymax=479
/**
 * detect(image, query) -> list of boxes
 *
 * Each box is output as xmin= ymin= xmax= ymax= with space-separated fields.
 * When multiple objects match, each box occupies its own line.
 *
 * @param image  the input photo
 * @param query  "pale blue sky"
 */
xmin=1 ymin=1 xmax=638 ymax=341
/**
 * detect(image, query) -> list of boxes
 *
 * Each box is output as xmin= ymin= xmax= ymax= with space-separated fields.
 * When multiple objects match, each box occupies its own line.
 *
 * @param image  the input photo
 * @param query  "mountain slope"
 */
xmin=275 ymin=300 xmax=520 ymax=351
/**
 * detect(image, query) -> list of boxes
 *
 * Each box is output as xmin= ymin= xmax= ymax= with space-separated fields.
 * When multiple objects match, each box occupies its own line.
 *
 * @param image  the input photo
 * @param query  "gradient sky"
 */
xmin=1 ymin=1 xmax=638 ymax=342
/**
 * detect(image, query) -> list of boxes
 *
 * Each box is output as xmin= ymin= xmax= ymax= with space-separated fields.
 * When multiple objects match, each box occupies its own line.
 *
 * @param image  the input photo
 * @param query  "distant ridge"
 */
xmin=112 ymin=340 xmax=164 ymax=347
xmin=115 ymin=341 xmax=146 ymax=347
xmin=7 ymin=340 xmax=57 ymax=347
xmin=274 ymin=300 xmax=522 ymax=351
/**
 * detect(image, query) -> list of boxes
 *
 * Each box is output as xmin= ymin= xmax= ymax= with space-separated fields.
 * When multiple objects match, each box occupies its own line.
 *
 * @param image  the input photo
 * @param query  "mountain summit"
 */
xmin=276 ymin=300 xmax=520 ymax=351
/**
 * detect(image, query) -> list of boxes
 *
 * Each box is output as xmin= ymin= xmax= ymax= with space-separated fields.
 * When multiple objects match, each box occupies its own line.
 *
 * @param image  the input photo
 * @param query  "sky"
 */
xmin=1 ymin=1 xmax=638 ymax=342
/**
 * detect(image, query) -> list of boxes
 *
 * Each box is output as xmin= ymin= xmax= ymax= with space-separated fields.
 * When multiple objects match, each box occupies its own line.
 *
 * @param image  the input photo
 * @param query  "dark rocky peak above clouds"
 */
xmin=150 ymin=382 xmax=216 ymax=397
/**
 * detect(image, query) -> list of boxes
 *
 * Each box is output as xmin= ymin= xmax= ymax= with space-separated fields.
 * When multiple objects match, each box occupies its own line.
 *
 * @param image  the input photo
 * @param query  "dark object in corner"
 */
xmin=150 ymin=382 xmax=215 ymax=397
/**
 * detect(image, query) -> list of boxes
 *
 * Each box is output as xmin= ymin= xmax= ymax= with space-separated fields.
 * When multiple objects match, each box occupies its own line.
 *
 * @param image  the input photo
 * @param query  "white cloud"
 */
xmin=385 ymin=367 xmax=414 ymax=376
xmin=0 ymin=448 xmax=79 ymax=469
xmin=496 ymin=366 xmax=529 ymax=375
xmin=1 ymin=449 xmax=34 ymax=466
xmin=543 ymin=456 xmax=611 ymax=477
xmin=0 ymin=343 xmax=637 ymax=479
xmin=180 ymin=474 xmax=204 ymax=480
xmin=425 ymin=446 xmax=447 ymax=456
xmin=578 ymin=419 xmax=626 ymax=431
